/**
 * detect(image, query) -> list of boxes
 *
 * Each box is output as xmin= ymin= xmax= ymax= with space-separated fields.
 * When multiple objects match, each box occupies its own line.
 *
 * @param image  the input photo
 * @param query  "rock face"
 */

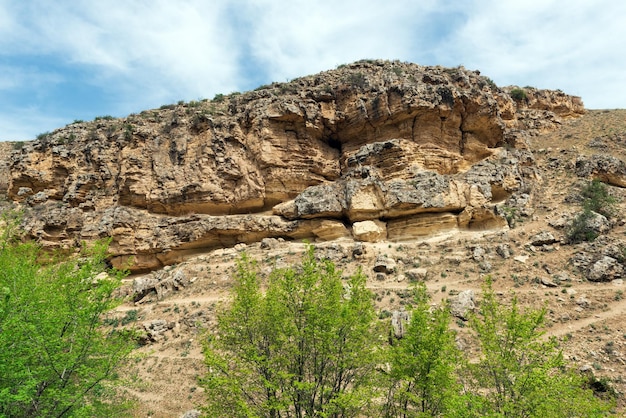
xmin=6 ymin=60 xmax=584 ymax=271
xmin=575 ymin=154 xmax=626 ymax=187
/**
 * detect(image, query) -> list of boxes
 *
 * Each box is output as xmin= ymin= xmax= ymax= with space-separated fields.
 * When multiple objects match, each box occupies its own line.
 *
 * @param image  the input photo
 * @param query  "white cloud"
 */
xmin=2 ymin=1 xmax=243 ymax=106
xmin=241 ymin=0 xmax=441 ymax=83
xmin=436 ymin=0 xmax=626 ymax=108
xmin=0 ymin=0 xmax=625 ymax=141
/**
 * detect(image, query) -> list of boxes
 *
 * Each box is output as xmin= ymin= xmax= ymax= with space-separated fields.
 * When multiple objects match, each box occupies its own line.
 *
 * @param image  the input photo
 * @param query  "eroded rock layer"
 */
xmin=7 ymin=60 xmax=584 ymax=271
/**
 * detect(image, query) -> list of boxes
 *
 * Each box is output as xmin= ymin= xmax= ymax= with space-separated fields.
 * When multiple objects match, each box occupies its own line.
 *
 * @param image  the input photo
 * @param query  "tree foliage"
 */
xmin=202 ymin=246 xmax=381 ymax=418
xmin=460 ymin=278 xmax=613 ymax=417
xmin=202 ymin=250 xmax=615 ymax=417
xmin=510 ymin=88 xmax=527 ymax=102
xmin=383 ymin=283 xmax=461 ymax=417
xmin=0 ymin=213 xmax=134 ymax=417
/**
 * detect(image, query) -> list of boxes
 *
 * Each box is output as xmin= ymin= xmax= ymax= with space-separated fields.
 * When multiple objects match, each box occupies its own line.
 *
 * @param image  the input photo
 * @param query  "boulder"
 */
xmin=588 ymin=256 xmax=624 ymax=282
xmin=496 ymin=243 xmax=512 ymax=259
xmin=471 ymin=245 xmax=486 ymax=261
xmin=352 ymin=220 xmax=386 ymax=242
xmin=449 ymin=290 xmax=476 ymax=320
xmin=310 ymin=219 xmax=350 ymax=240
xmin=529 ymin=231 xmax=558 ymax=246
xmin=133 ymin=269 xmax=189 ymax=302
xmin=180 ymin=411 xmax=201 ymax=418
xmin=391 ymin=309 xmax=410 ymax=339
xmin=405 ymin=268 xmax=429 ymax=282
xmin=373 ymin=255 xmax=397 ymax=275
xmin=541 ymin=277 xmax=558 ymax=287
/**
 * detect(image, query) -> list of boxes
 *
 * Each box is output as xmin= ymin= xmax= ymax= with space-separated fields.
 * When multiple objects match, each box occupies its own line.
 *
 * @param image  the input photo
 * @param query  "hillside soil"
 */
xmin=107 ymin=110 xmax=626 ymax=417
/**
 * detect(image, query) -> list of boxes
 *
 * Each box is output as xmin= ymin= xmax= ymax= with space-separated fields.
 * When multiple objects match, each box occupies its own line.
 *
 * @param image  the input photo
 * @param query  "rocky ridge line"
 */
xmin=6 ymin=60 xmax=584 ymax=271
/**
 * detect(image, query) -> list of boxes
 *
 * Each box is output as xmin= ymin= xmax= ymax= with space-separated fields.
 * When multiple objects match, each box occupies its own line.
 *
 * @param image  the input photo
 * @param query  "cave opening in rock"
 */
xmin=327 ymin=136 xmax=342 ymax=152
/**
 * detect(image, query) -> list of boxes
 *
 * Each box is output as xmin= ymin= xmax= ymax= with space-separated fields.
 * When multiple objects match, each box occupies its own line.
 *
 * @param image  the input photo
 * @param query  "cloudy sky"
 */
xmin=1 ymin=0 xmax=624 ymax=141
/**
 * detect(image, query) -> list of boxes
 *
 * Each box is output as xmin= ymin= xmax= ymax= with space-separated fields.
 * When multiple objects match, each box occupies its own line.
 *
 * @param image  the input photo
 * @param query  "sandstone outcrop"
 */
xmin=6 ymin=60 xmax=584 ymax=271
xmin=575 ymin=154 xmax=626 ymax=187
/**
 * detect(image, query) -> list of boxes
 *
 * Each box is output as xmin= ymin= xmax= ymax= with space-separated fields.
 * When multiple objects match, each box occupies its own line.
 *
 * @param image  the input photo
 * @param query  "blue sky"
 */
xmin=1 ymin=0 xmax=625 ymax=141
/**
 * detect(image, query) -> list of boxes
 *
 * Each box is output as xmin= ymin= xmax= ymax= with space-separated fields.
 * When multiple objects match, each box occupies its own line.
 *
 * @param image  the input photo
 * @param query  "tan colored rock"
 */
xmin=352 ymin=220 xmax=386 ymax=242
xmin=387 ymin=212 xmax=459 ymax=241
xmin=309 ymin=219 xmax=350 ymax=241
xmin=575 ymin=154 xmax=626 ymax=187
xmin=346 ymin=182 xmax=385 ymax=221
xmin=508 ymin=86 xmax=585 ymax=118
xmin=6 ymin=60 xmax=584 ymax=270
xmin=458 ymin=207 xmax=508 ymax=230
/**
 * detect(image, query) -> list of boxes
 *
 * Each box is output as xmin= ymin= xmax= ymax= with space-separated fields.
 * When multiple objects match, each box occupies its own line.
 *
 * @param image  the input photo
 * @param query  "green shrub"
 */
xmin=384 ymin=283 xmax=460 ymax=416
xmin=121 ymin=309 xmax=138 ymax=325
xmin=202 ymin=246 xmax=380 ymax=417
xmin=36 ymin=131 xmax=50 ymax=141
xmin=510 ymin=88 xmax=527 ymax=101
xmin=483 ymin=77 xmax=497 ymax=89
xmin=347 ymin=72 xmax=367 ymax=88
xmin=501 ymin=205 xmax=520 ymax=228
xmin=567 ymin=180 xmax=617 ymax=243
xmin=460 ymin=277 xmax=614 ymax=416
xmin=123 ymin=124 xmax=134 ymax=140
xmin=582 ymin=179 xmax=617 ymax=218
xmin=567 ymin=209 xmax=599 ymax=244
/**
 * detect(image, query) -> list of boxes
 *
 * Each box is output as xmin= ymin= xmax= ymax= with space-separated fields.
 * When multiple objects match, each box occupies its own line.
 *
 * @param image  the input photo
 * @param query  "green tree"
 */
xmin=383 ymin=283 xmax=461 ymax=417
xmin=202 ymin=246 xmax=381 ymax=417
xmin=461 ymin=278 xmax=613 ymax=417
xmin=0 ymin=215 xmax=134 ymax=417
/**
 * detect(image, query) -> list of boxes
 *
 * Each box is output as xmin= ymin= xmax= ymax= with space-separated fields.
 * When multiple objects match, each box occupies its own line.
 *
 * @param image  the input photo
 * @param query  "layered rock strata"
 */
xmin=7 ymin=60 xmax=584 ymax=271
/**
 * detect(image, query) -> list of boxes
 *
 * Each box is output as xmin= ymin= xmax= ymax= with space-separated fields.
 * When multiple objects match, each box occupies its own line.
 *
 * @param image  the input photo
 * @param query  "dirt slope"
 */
xmin=106 ymin=110 xmax=626 ymax=417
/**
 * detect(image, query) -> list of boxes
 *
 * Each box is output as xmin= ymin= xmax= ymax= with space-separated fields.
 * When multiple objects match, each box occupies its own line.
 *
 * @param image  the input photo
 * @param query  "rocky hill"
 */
xmin=6 ymin=60 xmax=583 ymax=272
xmin=4 ymin=60 xmax=626 ymax=417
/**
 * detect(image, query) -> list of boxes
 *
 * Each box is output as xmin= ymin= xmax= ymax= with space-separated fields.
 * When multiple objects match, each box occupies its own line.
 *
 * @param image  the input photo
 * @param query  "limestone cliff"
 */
xmin=6 ymin=60 xmax=584 ymax=271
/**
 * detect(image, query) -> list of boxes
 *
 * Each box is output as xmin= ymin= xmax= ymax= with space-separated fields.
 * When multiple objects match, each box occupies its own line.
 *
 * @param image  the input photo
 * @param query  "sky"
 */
xmin=1 ymin=0 xmax=625 ymax=141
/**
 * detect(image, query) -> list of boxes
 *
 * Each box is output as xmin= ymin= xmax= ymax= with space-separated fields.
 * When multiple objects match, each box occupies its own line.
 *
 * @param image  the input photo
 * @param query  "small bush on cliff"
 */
xmin=510 ymin=87 xmax=527 ymax=101
xmin=567 ymin=208 xmax=600 ymax=244
xmin=567 ymin=180 xmax=617 ymax=243
xmin=346 ymin=72 xmax=368 ymax=89
xmin=482 ymin=76 xmax=497 ymax=90
xmin=581 ymin=179 xmax=617 ymax=218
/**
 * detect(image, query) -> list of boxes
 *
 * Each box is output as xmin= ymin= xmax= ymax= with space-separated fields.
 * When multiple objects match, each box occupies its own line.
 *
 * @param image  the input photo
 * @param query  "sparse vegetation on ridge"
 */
xmin=510 ymin=87 xmax=527 ymax=101
xmin=567 ymin=179 xmax=618 ymax=244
